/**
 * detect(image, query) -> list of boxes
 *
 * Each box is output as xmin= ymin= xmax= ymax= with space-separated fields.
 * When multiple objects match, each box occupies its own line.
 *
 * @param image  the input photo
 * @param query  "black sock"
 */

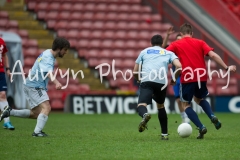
xmin=158 ymin=108 xmax=168 ymax=134
xmin=137 ymin=105 xmax=147 ymax=118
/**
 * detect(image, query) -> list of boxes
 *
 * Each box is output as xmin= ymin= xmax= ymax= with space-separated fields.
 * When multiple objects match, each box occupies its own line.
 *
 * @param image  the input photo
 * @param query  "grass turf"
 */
xmin=0 ymin=113 xmax=239 ymax=160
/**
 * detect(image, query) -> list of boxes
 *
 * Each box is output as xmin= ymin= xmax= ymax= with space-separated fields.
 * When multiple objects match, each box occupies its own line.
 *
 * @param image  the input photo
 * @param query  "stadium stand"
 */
xmin=1 ymin=0 xmax=239 ymax=109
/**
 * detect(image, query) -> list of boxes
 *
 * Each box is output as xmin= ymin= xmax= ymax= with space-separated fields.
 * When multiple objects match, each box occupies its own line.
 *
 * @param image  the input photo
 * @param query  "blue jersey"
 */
xmin=135 ymin=46 xmax=178 ymax=84
xmin=25 ymin=49 xmax=55 ymax=90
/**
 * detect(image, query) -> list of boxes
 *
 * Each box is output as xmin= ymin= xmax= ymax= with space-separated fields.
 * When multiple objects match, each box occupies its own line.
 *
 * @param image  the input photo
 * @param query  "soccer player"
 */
xmin=166 ymin=23 xmax=236 ymax=139
xmin=133 ymin=34 xmax=181 ymax=140
xmin=163 ymin=27 xmax=189 ymax=123
xmin=0 ymin=37 xmax=70 ymax=137
xmin=0 ymin=37 xmax=15 ymax=130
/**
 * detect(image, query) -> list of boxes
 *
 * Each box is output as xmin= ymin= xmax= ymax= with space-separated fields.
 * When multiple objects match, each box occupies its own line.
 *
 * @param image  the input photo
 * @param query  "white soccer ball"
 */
xmin=177 ymin=123 xmax=192 ymax=138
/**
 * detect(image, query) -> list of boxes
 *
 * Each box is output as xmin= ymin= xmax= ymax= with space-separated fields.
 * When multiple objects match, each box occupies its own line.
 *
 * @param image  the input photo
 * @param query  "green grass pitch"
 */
xmin=1 ymin=113 xmax=239 ymax=160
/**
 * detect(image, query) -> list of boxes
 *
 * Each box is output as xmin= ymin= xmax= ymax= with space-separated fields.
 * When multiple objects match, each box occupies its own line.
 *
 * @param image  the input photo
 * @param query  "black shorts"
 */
xmin=138 ymin=81 xmax=167 ymax=105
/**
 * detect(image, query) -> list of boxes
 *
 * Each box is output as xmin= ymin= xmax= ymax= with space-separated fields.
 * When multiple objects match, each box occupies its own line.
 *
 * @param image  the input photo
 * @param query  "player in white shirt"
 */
xmin=133 ymin=34 xmax=181 ymax=140
xmin=0 ymin=37 xmax=70 ymax=137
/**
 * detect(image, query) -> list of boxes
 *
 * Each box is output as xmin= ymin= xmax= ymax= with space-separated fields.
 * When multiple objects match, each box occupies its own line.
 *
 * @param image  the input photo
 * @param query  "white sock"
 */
xmin=10 ymin=109 xmax=30 ymax=118
xmin=180 ymin=112 xmax=188 ymax=119
xmin=34 ymin=113 xmax=48 ymax=133
xmin=0 ymin=101 xmax=10 ymax=123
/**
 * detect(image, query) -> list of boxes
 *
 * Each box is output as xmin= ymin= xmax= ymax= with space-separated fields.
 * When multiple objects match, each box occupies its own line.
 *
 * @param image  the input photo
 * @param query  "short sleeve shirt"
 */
xmin=25 ymin=49 xmax=55 ymax=90
xmin=166 ymin=37 xmax=213 ymax=83
xmin=135 ymin=46 xmax=178 ymax=84
xmin=0 ymin=38 xmax=8 ymax=73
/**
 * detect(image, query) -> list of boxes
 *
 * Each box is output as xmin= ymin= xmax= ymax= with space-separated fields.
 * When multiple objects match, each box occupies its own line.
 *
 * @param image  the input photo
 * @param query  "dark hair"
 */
xmin=151 ymin=34 xmax=163 ymax=46
xmin=52 ymin=37 xmax=70 ymax=51
xmin=176 ymin=33 xmax=181 ymax=39
xmin=180 ymin=23 xmax=193 ymax=35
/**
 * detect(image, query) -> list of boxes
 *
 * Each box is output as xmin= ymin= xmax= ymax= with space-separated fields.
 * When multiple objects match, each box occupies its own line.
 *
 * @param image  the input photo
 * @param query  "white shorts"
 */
xmin=24 ymin=85 xmax=49 ymax=109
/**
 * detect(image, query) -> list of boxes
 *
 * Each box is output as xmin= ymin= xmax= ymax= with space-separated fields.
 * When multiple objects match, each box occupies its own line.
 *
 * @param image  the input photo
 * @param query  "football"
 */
xmin=177 ymin=123 xmax=192 ymax=138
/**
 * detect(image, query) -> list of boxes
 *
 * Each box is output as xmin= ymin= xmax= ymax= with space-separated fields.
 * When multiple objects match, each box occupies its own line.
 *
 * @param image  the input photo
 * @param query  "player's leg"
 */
xmin=32 ymin=100 xmax=51 ymax=137
xmin=180 ymin=83 xmax=207 ymax=139
xmin=137 ymin=82 xmax=152 ymax=132
xmin=194 ymin=82 xmax=221 ymax=130
xmin=173 ymin=77 xmax=189 ymax=123
xmin=153 ymin=84 xmax=168 ymax=140
xmin=0 ymin=73 xmax=15 ymax=130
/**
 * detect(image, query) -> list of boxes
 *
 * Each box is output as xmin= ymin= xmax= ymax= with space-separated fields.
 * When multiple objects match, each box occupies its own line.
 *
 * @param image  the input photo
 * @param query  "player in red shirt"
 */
xmin=167 ymin=23 xmax=236 ymax=139
xmin=0 ymin=37 xmax=15 ymax=130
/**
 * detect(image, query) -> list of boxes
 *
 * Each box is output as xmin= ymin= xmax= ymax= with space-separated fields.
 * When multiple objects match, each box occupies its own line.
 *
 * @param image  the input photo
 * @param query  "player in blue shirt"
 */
xmin=0 ymin=37 xmax=70 ymax=137
xmin=133 ymin=34 xmax=181 ymax=140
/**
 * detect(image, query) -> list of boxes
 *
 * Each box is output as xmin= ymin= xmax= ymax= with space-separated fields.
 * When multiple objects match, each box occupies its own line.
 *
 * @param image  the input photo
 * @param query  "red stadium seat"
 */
xmin=24 ymin=57 xmax=35 ymax=67
xmin=17 ymin=30 xmax=28 ymax=39
xmin=99 ymin=50 xmax=112 ymax=59
xmin=102 ymin=31 xmax=114 ymax=39
xmin=80 ymin=21 xmax=93 ymax=30
xmin=101 ymin=40 xmax=113 ymax=49
xmin=48 ymin=2 xmax=60 ymax=11
xmin=58 ymin=12 xmax=71 ymax=20
xmin=7 ymin=20 xmax=18 ymax=29
xmin=115 ymin=31 xmax=127 ymax=40
xmin=112 ymin=49 xmax=123 ymax=59
xmin=51 ymin=99 xmax=64 ymax=109
xmin=77 ymin=40 xmax=89 ymax=49
xmin=91 ymin=30 xmax=102 ymax=39
xmin=23 ymin=47 xmax=38 ymax=58
xmin=35 ymin=2 xmax=48 ymax=11
xmin=85 ymin=49 xmax=99 ymax=59
xmin=60 ymin=3 xmax=72 ymax=11
xmin=37 ymin=11 xmax=46 ymax=20
xmin=22 ymin=39 xmax=38 ymax=48
xmin=82 ymin=12 xmax=94 ymax=21
xmin=66 ymin=30 xmax=79 ymax=39
xmin=113 ymin=40 xmax=125 ymax=49
xmin=79 ymin=30 xmax=91 ymax=39
xmin=54 ymin=21 xmax=68 ymax=30
xmin=72 ymin=3 xmax=84 ymax=11
xmin=0 ymin=11 xmax=9 ymax=20
xmin=45 ymin=11 xmax=58 ymax=21
xmin=27 ymin=1 xmax=36 ymax=10
xmin=95 ymin=3 xmax=107 ymax=12
xmin=70 ymin=12 xmax=82 ymax=21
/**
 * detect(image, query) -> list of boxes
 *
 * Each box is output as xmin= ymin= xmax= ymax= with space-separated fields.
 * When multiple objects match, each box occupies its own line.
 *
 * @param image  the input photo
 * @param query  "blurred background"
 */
xmin=0 ymin=0 xmax=240 ymax=113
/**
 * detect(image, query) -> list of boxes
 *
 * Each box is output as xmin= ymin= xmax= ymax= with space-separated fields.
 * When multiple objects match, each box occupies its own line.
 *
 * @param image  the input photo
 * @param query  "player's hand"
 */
xmin=6 ymin=70 xmax=11 ymax=79
xmin=170 ymin=79 xmax=176 ymax=85
xmin=167 ymin=26 xmax=175 ymax=35
xmin=228 ymin=65 xmax=236 ymax=72
xmin=55 ymin=82 xmax=62 ymax=90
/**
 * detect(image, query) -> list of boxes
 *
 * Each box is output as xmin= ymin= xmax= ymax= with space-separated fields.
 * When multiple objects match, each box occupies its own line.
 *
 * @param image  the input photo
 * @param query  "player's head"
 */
xmin=52 ymin=37 xmax=70 ymax=58
xmin=151 ymin=34 xmax=163 ymax=46
xmin=176 ymin=33 xmax=182 ymax=40
xmin=180 ymin=23 xmax=193 ymax=37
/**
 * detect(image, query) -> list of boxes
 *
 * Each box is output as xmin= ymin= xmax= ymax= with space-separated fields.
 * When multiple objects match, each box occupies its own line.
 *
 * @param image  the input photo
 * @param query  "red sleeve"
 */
xmin=202 ymin=40 xmax=213 ymax=56
xmin=0 ymin=38 xmax=8 ymax=55
xmin=166 ymin=43 xmax=176 ymax=53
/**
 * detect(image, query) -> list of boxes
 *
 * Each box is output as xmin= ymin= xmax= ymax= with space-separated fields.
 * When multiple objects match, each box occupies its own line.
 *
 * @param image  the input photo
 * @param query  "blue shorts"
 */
xmin=180 ymin=82 xmax=208 ymax=104
xmin=173 ymin=76 xmax=180 ymax=98
xmin=0 ymin=72 xmax=7 ymax=91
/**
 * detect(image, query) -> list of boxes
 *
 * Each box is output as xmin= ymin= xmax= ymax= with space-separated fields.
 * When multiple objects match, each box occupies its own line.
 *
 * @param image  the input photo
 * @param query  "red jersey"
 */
xmin=166 ymin=37 xmax=213 ymax=83
xmin=0 ymin=38 xmax=8 ymax=73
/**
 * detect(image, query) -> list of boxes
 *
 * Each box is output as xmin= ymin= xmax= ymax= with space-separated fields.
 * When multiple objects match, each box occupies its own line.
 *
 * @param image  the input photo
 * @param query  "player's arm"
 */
xmin=208 ymin=51 xmax=236 ymax=72
xmin=133 ymin=63 xmax=140 ymax=82
xmin=162 ymin=26 xmax=174 ymax=48
xmin=3 ymin=53 xmax=10 ymax=78
xmin=47 ymin=73 xmax=62 ymax=90
xmin=172 ymin=59 xmax=182 ymax=81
